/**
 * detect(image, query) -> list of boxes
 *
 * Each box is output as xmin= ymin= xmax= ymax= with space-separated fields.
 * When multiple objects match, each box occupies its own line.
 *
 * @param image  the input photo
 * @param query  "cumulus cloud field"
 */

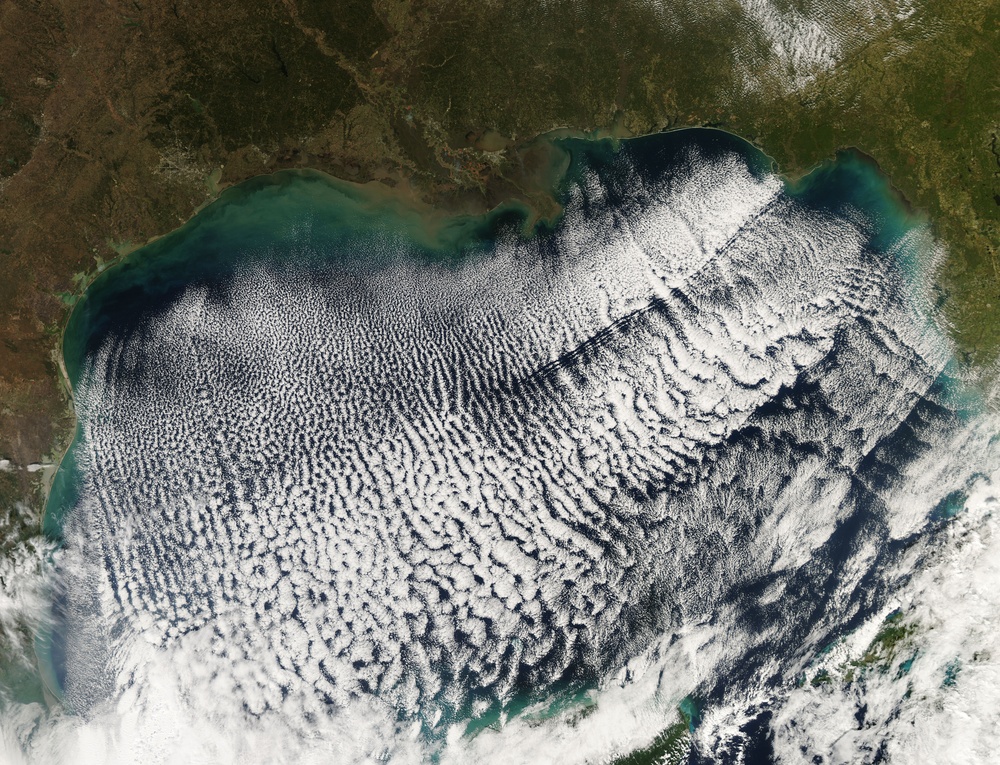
xmin=2 ymin=134 xmax=996 ymax=764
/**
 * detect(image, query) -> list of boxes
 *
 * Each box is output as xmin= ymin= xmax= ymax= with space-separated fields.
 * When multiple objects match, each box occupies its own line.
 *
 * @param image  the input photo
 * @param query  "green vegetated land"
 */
xmin=747 ymin=1 xmax=999 ymax=366
xmin=390 ymin=0 xmax=999 ymax=364
xmin=610 ymin=719 xmax=691 ymax=765
xmin=804 ymin=611 xmax=919 ymax=689
xmin=0 ymin=0 xmax=997 ymax=503
xmin=0 ymin=0 xmax=996 ymax=752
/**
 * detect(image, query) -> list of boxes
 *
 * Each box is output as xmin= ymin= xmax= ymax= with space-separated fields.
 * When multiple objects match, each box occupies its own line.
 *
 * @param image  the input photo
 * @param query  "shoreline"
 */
xmin=43 ymin=122 xmax=929 ymax=533
xmin=35 ymin=124 xmax=930 ymax=707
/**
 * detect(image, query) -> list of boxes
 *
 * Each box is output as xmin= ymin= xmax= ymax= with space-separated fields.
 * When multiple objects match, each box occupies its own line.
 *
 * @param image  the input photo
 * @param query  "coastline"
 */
xmin=42 ymin=123 xmax=930 ymax=536
xmin=35 ymin=125 xmax=930 ymax=709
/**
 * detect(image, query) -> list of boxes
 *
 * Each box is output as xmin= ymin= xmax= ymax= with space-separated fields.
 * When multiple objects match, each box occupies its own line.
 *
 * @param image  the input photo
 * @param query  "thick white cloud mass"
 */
xmin=763 ymin=429 xmax=1000 ymax=765
xmin=2 ymin=137 xmax=995 ymax=764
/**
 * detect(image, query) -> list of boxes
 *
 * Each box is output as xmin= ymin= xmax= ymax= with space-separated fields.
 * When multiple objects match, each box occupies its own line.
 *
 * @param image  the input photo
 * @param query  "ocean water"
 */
xmin=10 ymin=129 xmax=1000 ymax=764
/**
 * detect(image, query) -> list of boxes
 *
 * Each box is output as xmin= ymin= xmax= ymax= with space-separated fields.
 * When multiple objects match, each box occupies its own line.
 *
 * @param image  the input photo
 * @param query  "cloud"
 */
xmin=5 ymin=133 xmax=981 ymax=764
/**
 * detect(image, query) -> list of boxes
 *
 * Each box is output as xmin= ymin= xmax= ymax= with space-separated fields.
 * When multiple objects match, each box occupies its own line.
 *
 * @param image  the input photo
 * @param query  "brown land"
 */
xmin=0 ymin=0 xmax=997 ymax=545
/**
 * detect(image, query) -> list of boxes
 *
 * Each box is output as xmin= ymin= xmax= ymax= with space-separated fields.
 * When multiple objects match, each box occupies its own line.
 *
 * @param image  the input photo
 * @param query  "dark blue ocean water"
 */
xmin=40 ymin=128 xmax=961 ymax=763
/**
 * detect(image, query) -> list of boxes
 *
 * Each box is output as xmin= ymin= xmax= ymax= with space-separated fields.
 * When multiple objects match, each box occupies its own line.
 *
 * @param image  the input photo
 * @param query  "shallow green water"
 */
xmin=43 ymin=128 xmax=929 ymax=732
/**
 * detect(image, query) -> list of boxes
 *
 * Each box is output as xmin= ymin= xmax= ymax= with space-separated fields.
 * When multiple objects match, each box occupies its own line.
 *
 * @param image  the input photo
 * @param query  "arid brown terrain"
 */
xmin=0 ymin=0 xmax=997 ymax=550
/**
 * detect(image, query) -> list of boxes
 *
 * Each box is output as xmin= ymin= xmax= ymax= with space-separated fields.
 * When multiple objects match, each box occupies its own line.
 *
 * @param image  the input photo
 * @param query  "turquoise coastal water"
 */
xmin=40 ymin=127 xmax=934 ymax=734
xmin=56 ymin=129 xmax=919 ymax=411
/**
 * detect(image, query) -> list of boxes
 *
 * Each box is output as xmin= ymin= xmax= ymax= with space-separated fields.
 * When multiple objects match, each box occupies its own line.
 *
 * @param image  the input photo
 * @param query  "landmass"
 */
xmin=0 ymin=0 xmax=997 ymax=715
